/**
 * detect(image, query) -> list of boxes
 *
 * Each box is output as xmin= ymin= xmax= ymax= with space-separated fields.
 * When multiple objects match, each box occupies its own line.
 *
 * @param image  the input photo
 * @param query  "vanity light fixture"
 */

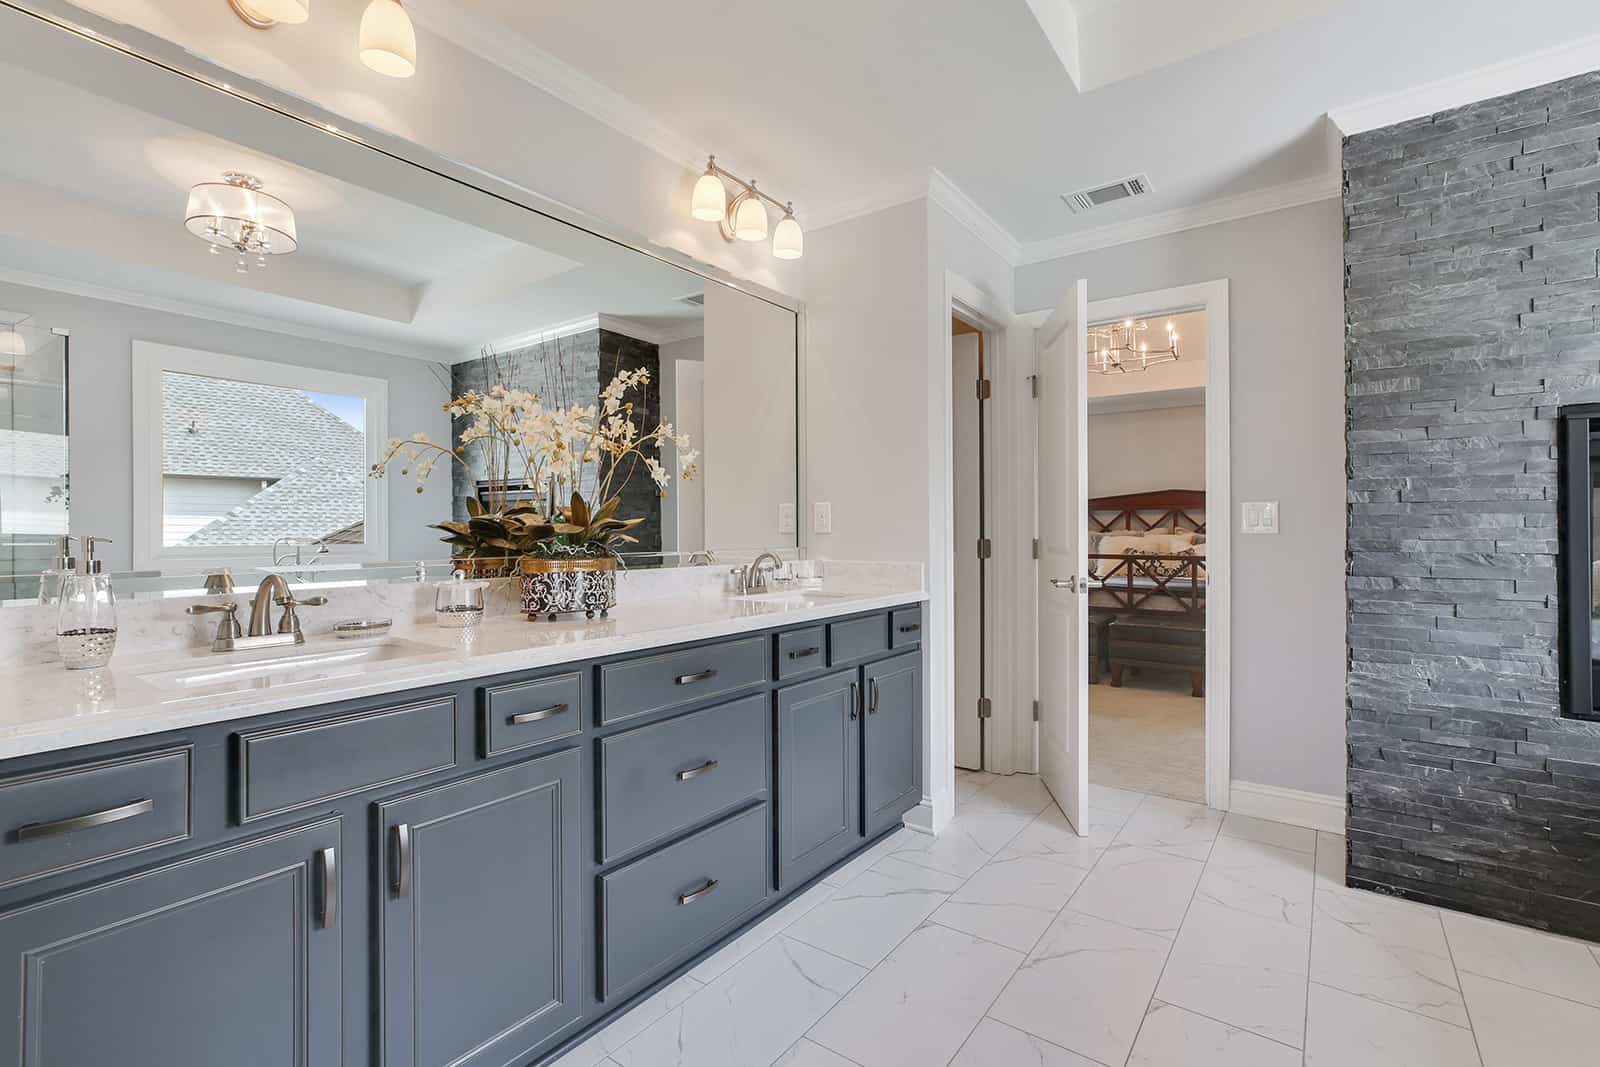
xmin=185 ymin=172 xmax=298 ymax=273
xmin=689 ymin=156 xmax=803 ymax=259
xmin=0 ymin=315 xmax=28 ymax=362
xmin=1088 ymin=317 xmax=1180 ymax=374
xmin=226 ymin=0 xmax=309 ymax=28
xmin=360 ymin=0 xmax=417 ymax=78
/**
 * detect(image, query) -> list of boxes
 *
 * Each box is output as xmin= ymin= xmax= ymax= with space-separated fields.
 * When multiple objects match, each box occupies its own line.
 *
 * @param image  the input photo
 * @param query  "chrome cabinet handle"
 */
xmin=675 ymin=669 xmax=718 ymax=686
xmin=392 ymin=823 xmax=412 ymax=897
xmin=786 ymin=646 xmax=821 ymax=660
xmin=508 ymin=703 xmax=568 ymax=726
xmin=897 ymin=623 xmax=921 ymax=634
xmin=869 ymin=678 xmax=880 ymax=715
xmin=678 ymin=878 xmax=719 ymax=905
xmin=676 ymin=759 xmax=719 ymax=781
xmin=316 ymin=846 xmax=338 ymax=929
xmin=15 ymin=797 xmax=155 ymax=841
xmin=849 ymin=681 xmax=860 ymax=720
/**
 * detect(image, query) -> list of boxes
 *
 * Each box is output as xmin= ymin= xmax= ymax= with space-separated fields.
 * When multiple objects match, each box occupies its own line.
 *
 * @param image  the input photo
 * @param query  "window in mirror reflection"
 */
xmin=0 ymin=318 xmax=68 ymax=601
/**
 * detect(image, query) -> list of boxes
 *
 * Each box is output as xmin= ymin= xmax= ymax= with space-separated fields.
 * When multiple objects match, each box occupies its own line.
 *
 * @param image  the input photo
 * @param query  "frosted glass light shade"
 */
xmin=0 ymin=329 xmax=24 ymax=358
xmin=185 ymin=176 xmax=298 ymax=255
xmin=360 ymin=0 xmax=417 ymax=78
xmin=772 ymin=214 xmax=803 ymax=259
xmin=733 ymin=193 xmax=768 ymax=242
xmin=691 ymin=172 xmax=727 ymax=222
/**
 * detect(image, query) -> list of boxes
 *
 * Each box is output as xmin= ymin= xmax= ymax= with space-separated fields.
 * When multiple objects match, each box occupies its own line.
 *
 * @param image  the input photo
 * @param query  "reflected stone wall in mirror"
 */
xmin=0 ymin=6 xmax=799 ymax=600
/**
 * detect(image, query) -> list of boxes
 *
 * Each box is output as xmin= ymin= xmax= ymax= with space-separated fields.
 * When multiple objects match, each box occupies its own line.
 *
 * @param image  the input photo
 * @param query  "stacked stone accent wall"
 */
xmin=1345 ymin=72 xmax=1600 ymax=939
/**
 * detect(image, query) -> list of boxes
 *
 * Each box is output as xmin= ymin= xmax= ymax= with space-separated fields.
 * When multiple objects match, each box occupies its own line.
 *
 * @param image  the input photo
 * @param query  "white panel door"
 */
xmin=1036 ymin=280 xmax=1090 ymax=834
xmin=952 ymin=331 xmax=983 ymax=770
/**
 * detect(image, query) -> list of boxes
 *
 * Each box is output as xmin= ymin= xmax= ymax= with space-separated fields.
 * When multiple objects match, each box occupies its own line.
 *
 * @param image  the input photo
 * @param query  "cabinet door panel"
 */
xmin=775 ymin=669 xmax=861 ymax=889
xmin=0 ymin=818 xmax=342 ymax=1067
xmin=864 ymin=652 xmax=922 ymax=837
xmin=378 ymin=749 xmax=582 ymax=1067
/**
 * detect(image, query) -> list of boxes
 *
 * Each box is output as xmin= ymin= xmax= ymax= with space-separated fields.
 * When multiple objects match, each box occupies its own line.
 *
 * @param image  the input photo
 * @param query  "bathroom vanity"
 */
xmin=0 ymin=592 xmax=924 ymax=1067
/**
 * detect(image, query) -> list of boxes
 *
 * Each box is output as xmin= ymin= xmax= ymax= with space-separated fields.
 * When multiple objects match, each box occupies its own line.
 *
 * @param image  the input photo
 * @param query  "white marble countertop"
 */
xmin=0 ymin=587 xmax=927 ymax=762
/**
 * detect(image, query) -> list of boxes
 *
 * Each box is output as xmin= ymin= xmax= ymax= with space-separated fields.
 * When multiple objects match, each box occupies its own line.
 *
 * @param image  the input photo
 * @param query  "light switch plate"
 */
xmin=813 ymin=502 xmax=833 ymax=535
xmin=778 ymin=503 xmax=797 ymax=534
xmin=1241 ymin=501 xmax=1280 ymax=534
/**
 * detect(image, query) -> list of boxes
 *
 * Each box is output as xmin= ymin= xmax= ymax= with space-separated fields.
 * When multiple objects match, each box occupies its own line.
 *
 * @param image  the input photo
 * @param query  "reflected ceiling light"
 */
xmin=1088 ymin=317 xmax=1180 ymax=374
xmin=360 ymin=0 xmax=417 ymax=78
xmin=0 ymin=318 xmax=26 ymax=360
xmin=687 ymin=156 xmax=803 ymax=259
xmin=185 ymin=172 xmax=298 ymax=273
xmin=227 ymin=0 xmax=309 ymax=28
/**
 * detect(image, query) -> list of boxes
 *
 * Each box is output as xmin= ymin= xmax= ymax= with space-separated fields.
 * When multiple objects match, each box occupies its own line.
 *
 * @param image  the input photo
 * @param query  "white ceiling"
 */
xmin=413 ymin=0 xmax=1600 ymax=257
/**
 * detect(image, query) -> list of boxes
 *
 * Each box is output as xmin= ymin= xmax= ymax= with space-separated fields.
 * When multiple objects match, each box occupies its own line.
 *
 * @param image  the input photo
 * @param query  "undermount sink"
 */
xmin=740 ymin=589 xmax=858 ymax=608
xmin=135 ymin=638 xmax=446 ymax=694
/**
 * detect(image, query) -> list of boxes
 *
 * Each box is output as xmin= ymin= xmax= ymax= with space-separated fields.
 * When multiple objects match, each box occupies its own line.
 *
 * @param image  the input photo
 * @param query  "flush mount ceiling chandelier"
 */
xmin=690 ymin=157 xmax=804 ymax=260
xmin=1089 ymin=317 xmax=1180 ymax=375
xmin=227 ymin=0 xmax=417 ymax=78
xmin=185 ymin=172 xmax=298 ymax=273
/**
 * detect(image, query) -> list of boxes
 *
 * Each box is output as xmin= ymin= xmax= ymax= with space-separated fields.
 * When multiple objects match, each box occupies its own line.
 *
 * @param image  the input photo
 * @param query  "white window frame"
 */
xmin=130 ymin=341 xmax=390 ymax=572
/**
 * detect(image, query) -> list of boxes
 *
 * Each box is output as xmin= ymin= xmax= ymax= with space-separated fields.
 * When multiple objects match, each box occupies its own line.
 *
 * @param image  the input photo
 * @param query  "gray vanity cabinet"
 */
xmin=376 ymin=749 xmax=583 ymax=1067
xmin=0 ymin=817 xmax=342 ymax=1067
xmin=775 ymin=668 xmax=862 ymax=888
xmin=863 ymin=651 xmax=923 ymax=837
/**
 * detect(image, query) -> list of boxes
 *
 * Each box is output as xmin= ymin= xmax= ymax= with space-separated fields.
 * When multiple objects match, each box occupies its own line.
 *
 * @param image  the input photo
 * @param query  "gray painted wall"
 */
xmin=1018 ymin=199 xmax=1348 ymax=797
xmin=0 ymin=278 xmax=452 ymax=571
xmin=1344 ymin=72 xmax=1600 ymax=940
xmin=1088 ymin=405 xmax=1206 ymax=499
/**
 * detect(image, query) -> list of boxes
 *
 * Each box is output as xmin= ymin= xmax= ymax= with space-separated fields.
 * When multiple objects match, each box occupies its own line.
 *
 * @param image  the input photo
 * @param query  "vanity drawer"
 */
xmin=828 ymin=614 xmax=890 ymax=667
xmin=891 ymin=607 xmax=924 ymax=648
xmin=481 ymin=670 xmax=585 ymax=757
xmin=776 ymin=626 xmax=827 ymax=680
xmin=598 ymin=636 xmax=768 ymax=725
xmin=598 ymin=694 xmax=768 ymax=862
xmin=0 ymin=747 xmax=191 ymax=889
xmin=598 ymin=803 xmax=769 ymax=1000
xmin=234 ymin=697 xmax=457 ymax=822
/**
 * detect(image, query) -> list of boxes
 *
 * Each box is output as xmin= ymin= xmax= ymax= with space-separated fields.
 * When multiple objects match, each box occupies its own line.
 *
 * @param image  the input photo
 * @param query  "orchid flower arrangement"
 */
xmin=371 ymin=364 xmax=698 ymax=562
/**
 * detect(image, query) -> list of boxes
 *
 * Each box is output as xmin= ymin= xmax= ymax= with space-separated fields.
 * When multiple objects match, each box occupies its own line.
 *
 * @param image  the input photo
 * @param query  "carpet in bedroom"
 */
xmin=1088 ymin=671 xmax=1205 ymax=804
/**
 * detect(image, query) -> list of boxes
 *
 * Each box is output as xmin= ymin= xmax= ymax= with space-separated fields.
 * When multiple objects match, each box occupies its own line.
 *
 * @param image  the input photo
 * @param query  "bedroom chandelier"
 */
xmin=184 ymin=172 xmax=298 ymax=274
xmin=1089 ymin=317 xmax=1180 ymax=375
xmin=690 ymin=157 xmax=804 ymax=260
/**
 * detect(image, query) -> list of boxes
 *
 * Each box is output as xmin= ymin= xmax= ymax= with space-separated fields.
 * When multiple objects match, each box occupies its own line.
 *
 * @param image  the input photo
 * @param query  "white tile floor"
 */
xmin=552 ymin=771 xmax=1600 ymax=1067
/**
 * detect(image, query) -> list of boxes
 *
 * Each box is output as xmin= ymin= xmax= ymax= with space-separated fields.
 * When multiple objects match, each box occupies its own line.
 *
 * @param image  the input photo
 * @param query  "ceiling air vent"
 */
xmin=677 ymin=292 xmax=706 ymax=307
xmin=1062 ymin=173 xmax=1152 ymax=214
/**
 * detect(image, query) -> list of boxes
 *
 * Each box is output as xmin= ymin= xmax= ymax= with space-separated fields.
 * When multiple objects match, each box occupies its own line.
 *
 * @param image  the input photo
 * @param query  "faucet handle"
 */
xmin=187 ymin=601 xmax=242 ymax=645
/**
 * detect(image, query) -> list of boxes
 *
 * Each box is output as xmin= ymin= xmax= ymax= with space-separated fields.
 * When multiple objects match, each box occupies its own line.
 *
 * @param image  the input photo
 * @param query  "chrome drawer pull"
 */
xmin=787 ymin=646 xmax=821 ymax=660
xmin=898 ymin=623 xmax=921 ymax=634
xmin=508 ymin=703 xmax=568 ymax=726
xmin=678 ymin=878 xmax=719 ymax=905
xmin=869 ymin=678 xmax=880 ymax=715
xmin=392 ymin=823 xmax=412 ymax=897
xmin=676 ymin=759 xmax=719 ymax=782
xmin=316 ymin=846 xmax=338 ymax=929
xmin=15 ymin=797 xmax=155 ymax=841
xmin=675 ymin=668 xmax=718 ymax=686
xmin=849 ymin=681 xmax=860 ymax=720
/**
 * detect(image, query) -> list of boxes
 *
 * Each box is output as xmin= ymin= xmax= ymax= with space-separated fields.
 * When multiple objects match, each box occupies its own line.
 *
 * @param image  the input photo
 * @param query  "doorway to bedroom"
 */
xmin=1086 ymin=309 xmax=1208 ymax=803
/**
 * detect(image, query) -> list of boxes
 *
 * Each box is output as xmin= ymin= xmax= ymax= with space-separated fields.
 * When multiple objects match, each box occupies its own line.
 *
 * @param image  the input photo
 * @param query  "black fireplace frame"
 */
xmin=1558 ymin=404 xmax=1600 ymax=720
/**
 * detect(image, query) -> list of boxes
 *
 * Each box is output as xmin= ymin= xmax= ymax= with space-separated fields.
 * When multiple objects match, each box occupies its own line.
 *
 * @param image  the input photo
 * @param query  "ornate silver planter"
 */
xmin=518 ymin=557 xmax=617 ymax=620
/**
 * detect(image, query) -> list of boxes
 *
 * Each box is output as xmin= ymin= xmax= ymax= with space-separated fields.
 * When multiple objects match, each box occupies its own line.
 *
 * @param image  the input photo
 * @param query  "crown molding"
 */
xmin=1328 ymin=33 xmax=1600 ymax=136
xmin=475 ymin=312 xmax=702 ymax=361
xmin=928 ymin=169 xmax=1023 ymax=266
xmin=1017 ymin=172 xmax=1341 ymax=265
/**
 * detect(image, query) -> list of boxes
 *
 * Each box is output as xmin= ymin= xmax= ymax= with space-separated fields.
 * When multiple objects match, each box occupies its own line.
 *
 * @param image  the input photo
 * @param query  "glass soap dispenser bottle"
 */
xmin=57 ymin=536 xmax=117 ymax=670
xmin=37 ymin=535 xmax=78 ymax=606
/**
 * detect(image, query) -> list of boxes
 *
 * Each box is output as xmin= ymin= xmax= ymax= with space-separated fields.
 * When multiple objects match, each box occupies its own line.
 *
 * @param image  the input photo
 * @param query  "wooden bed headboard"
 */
xmin=1088 ymin=489 xmax=1206 ymax=536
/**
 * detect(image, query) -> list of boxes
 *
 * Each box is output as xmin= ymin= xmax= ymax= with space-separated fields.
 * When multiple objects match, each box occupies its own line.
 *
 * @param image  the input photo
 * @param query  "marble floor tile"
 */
xmin=1193 ymin=835 xmax=1315 ymax=930
xmin=955 ymin=771 xmax=999 ymax=806
xmin=1127 ymin=1000 xmax=1302 ymax=1067
xmin=550 ymin=975 xmax=702 ymax=1067
xmin=1313 ymin=831 xmax=1347 ymax=890
xmin=930 ymin=852 xmax=1089 ymax=952
xmin=1066 ymin=843 xmax=1205 ymax=937
xmin=808 ymin=923 xmax=1022 ymax=1067
xmin=771 ymin=1038 xmax=858 ymax=1067
xmin=783 ymin=855 xmax=962 ymax=967
xmin=1310 ymin=888 xmax=1467 ymax=1027
xmin=1441 ymin=910 xmax=1600 ymax=1006
xmin=1304 ymin=982 xmax=1482 ymax=1067
xmin=950 ymin=1017 xmax=1099 ymax=1067
xmin=994 ymin=802 xmax=1124 ymax=872
xmin=609 ymin=937 xmax=863 ymax=1067
xmin=690 ymin=880 xmax=838 ymax=984
xmin=819 ymin=827 xmax=914 ymax=888
xmin=1461 ymin=971 xmax=1600 ymax=1067
xmin=963 ymin=772 xmax=1053 ymax=816
xmin=891 ymin=807 xmax=1034 ymax=878
xmin=1089 ymin=781 xmax=1150 ymax=816
xmin=988 ymin=908 xmax=1173 ymax=1066
xmin=1221 ymin=812 xmax=1318 ymax=854
xmin=1155 ymin=899 xmax=1311 ymax=1048
xmin=1113 ymin=795 xmax=1225 ymax=860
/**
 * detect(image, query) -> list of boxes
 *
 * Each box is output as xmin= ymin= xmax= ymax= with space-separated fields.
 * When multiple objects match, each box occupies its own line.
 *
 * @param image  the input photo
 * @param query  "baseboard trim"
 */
xmin=1228 ymin=779 xmax=1345 ymax=835
xmin=901 ymin=800 xmax=942 ymax=836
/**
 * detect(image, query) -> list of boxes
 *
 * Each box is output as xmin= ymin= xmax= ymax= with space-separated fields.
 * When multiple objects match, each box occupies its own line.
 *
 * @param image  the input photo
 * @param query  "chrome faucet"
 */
xmin=742 ymin=552 xmax=786 ymax=594
xmin=187 ymin=572 xmax=327 ymax=652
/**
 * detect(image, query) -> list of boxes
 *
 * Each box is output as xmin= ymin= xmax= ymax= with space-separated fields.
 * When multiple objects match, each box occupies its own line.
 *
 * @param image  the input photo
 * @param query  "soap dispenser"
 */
xmin=57 ymin=536 xmax=117 ymax=670
xmin=37 ymin=535 xmax=78 ymax=607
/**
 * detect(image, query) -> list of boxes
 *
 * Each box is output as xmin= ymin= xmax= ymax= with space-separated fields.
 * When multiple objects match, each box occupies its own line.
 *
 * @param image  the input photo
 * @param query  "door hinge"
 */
xmin=976 ymin=378 xmax=993 ymax=401
xmin=978 ymin=697 xmax=993 ymax=719
xmin=977 ymin=538 xmax=993 ymax=560
xmin=1031 ymin=538 xmax=1040 ymax=560
xmin=1032 ymin=700 xmax=1040 ymax=722
xmin=1028 ymin=374 xmax=1040 ymax=398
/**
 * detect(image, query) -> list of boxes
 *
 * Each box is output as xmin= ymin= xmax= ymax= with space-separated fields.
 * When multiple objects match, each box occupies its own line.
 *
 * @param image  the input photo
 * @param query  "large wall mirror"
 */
xmin=0 ymin=4 xmax=800 ymax=603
